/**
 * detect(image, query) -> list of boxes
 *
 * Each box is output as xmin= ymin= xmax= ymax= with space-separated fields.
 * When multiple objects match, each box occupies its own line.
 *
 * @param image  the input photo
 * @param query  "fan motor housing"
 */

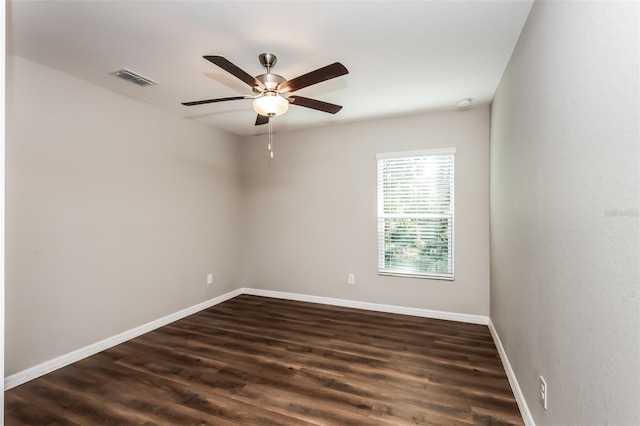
xmin=253 ymin=73 xmax=286 ymax=93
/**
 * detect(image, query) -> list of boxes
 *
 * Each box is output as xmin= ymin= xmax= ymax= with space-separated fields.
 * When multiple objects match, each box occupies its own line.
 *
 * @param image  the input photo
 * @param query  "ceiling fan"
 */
xmin=182 ymin=53 xmax=348 ymax=126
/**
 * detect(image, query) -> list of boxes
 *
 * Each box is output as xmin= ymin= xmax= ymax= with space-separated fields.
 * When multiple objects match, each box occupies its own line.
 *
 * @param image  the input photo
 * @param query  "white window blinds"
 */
xmin=377 ymin=148 xmax=455 ymax=280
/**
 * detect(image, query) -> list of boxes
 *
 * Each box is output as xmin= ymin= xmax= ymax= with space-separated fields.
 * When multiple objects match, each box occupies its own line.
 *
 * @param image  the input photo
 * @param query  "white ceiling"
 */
xmin=7 ymin=0 xmax=534 ymax=137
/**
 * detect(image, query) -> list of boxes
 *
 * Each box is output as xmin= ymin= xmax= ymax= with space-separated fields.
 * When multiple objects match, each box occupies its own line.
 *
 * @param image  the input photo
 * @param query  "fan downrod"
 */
xmin=254 ymin=53 xmax=285 ymax=93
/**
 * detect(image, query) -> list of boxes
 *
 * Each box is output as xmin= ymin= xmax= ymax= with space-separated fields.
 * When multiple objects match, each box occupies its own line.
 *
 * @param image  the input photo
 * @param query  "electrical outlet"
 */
xmin=207 ymin=273 xmax=213 ymax=285
xmin=540 ymin=376 xmax=548 ymax=410
xmin=348 ymin=274 xmax=355 ymax=285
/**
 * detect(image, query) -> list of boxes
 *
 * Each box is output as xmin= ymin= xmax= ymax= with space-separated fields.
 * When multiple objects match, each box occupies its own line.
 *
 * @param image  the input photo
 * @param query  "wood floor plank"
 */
xmin=5 ymin=294 xmax=523 ymax=425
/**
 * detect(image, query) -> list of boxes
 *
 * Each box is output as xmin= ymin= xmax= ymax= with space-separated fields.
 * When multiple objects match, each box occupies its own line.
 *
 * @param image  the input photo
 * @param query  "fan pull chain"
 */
xmin=268 ymin=118 xmax=274 ymax=158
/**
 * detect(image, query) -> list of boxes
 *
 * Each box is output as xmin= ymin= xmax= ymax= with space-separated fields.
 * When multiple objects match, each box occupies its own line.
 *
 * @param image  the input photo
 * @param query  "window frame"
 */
xmin=376 ymin=148 xmax=456 ymax=281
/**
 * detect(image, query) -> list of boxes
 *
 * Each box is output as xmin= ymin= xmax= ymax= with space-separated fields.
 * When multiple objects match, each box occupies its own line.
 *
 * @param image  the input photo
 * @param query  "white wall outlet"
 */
xmin=540 ymin=375 xmax=548 ymax=410
xmin=347 ymin=274 xmax=355 ymax=285
xmin=207 ymin=273 xmax=213 ymax=285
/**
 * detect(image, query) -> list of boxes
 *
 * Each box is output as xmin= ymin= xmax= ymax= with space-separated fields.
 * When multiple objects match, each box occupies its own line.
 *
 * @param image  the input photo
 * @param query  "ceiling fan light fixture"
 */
xmin=253 ymin=93 xmax=289 ymax=117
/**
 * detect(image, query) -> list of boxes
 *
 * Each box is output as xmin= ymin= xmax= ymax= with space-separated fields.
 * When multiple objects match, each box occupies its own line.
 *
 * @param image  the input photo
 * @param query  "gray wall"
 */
xmin=239 ymin=108 xmax=490 ymax=315
xmin=490 ymin=1 xmax=639 ymax=425
xmin=6 ymin=55 xmax=242 ymax=375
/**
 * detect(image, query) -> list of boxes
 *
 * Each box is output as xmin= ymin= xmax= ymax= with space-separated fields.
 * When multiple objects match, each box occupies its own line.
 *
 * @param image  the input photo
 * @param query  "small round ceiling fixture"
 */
xmin=456 ymin=98 xmax=472 ymax=109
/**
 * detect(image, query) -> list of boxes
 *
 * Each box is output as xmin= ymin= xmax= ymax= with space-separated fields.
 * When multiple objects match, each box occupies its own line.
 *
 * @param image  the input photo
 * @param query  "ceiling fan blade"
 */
xmin=255 ymin=114 xmax=270 ymax=126
xmin=181 ymin=96 xmax=250 ymax=106
xmin=279 ymin=62 xmax=348 ymax=93
xmin=288 ymin=96 xmax=343 ymax=114
xmin=204 ymin=55 xmax=266 ymax=90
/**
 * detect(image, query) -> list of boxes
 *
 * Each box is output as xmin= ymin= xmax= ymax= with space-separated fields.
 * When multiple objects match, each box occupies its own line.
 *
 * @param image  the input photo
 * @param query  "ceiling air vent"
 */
xmin=113 ymin=68 xmax=157 ymax=87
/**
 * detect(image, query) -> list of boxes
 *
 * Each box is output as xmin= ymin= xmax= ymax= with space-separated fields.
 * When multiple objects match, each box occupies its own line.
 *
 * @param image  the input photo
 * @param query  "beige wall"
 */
xmin=5 ymin=55 xmax=242 ymax=375
xmin=239 ymin=108 xmax=490 ymax=315
xmin=490 ymin=1 xmax=639 ymax=424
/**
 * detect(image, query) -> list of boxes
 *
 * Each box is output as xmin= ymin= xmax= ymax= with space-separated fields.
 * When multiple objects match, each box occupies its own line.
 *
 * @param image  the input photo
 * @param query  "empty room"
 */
xmin=3 ymin=1 xmax=639 ymax=425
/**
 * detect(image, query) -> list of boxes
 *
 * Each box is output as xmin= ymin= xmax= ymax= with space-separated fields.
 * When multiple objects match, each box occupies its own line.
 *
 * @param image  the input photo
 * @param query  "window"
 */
xmin=377 ymin=148 xmax=455 ymax=280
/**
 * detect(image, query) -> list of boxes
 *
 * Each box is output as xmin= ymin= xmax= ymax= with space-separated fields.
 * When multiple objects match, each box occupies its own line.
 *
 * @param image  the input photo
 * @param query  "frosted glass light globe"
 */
xmin=253 ymin=93 xmax=289 ymax=117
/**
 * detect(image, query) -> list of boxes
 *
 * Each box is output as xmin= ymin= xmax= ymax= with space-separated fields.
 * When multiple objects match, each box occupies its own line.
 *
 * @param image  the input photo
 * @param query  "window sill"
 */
xmin=378 ymin=271 xmax=454 ymax=281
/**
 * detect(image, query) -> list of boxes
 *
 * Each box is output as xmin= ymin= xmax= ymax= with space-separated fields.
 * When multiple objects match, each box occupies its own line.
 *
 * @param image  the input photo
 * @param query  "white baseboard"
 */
xmin=5 ymin=287 xmax=490 ymax=390
xmin=4 ymin=289 xmax=242 ymax=390
xmin=488 ymin=319 xmax=535 ymax=426
xmin=241 ymin=288 xmax=489 ymax=325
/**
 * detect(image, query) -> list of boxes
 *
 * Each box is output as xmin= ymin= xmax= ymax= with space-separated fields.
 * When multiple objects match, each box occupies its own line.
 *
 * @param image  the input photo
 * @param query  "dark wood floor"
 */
xmin=5 ymin=295 xmax=523 ymax=425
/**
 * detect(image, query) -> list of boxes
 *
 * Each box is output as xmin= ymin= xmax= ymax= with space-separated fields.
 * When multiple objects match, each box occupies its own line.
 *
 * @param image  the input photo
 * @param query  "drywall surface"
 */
xmin=0 ymin=0 xmax=6 ymax=412
xmin=239 ymin=107 xmax=490 ymax=316
xmin=490 ymin=1 xmax=639 ymax=425
xmin=5 ymin=55 xmax=241 ymax=375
